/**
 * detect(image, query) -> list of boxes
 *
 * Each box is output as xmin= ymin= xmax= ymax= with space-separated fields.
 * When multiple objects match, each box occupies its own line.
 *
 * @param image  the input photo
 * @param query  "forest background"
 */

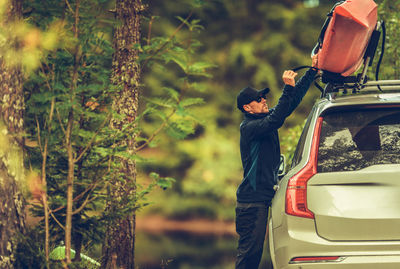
xmin=138 ymin=0 xmax=397 ymax=220
xmin=0 ymin=0 xmax=398 ymax=268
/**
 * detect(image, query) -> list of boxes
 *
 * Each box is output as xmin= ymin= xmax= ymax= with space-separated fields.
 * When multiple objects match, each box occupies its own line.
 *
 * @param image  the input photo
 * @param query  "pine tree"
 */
xmin=102 ymin=0 xmax=143 ymax=268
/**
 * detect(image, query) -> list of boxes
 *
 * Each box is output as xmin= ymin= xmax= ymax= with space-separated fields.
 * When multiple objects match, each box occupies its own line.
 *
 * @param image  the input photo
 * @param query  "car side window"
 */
xmin=290 ymin=110 xmax=314 ymax=169
xmin=318 ymin=108 xmax=400 ymax=172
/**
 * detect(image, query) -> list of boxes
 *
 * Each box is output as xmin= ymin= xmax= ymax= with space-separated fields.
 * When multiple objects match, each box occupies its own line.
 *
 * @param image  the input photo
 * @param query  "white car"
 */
xmin=269 ymin=80 xmax=400 ymax=268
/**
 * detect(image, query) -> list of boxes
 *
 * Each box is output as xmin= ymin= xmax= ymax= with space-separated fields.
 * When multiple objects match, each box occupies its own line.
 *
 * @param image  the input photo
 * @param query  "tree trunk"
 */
xmin=65 ymin=0 xmax=80 ymax=264
xmin=102 ymin=1 xmax=143 ymax=268
xmin=0 ymin=1 xmax=25 ymax=268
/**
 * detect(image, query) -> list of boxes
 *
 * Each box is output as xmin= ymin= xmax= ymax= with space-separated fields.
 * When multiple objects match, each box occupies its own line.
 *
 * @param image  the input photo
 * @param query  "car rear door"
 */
xmin=307 ymin=107 xmax=400 ymax=241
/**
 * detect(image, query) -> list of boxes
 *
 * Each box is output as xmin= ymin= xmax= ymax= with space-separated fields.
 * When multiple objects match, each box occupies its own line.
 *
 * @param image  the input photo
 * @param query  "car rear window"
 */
xmin=317 ymin=107 xmax=400 ymax=172
xmin=291 ymin=110 xmax=314 ymax=169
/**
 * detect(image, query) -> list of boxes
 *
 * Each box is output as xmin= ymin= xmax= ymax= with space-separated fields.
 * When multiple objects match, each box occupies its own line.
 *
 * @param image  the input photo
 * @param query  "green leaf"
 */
xmin=192 ymin=0 xmax=206 ymax=7
xmin=163 ymin=87 xmax=180 ymax=102
xmin=180 ymin=98 xmax=204 ymax=107
xmin=145 ymin=97 xmax=173 ymax=108
xmin=150 ymin=172 xmax=176 ymax=190
xmin=187 ymin=61 xmax=216 ymax=77
xmin=157 ymin=177 xmax=176 ymax=190
xmin=170 ymin=54 xmax=188 ymax=72
xmin=93 ymin=147 xmax=111 ymax=157
xmin=166 ymin=119 xmax=195 ymax=140
xmin=171 ymin=46 xmax=185 ymax=53
xmin=188 ymin=82 xmax=208 ymax=93
xmin=77 ymin=129 xmax=95 ymax=139
xmin=175 ymin=16 xmax=191 ymax=28
xmin=148 ymin=139 xmax=159 ymax=148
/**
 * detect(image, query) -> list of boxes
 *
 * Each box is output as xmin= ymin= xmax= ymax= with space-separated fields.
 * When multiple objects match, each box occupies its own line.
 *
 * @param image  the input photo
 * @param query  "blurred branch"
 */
xmin=72 ymin=196 xmax=96 ymax=215
xmin=49 ymin=182 xmax=97 ymax=214
xmin=72 ymin=177 xmax=102 ymax=216
xmin=142 ymin=10 xmax=194 ymax=68
xmin=65 ymin=0 xmax=74 ymax=14
xmin=50 ymin=210 xmax=65 ymax=230
xmin=147 ymin=16 xmax=155 ymax=45
xmin=134 ymin=110 xmax=174 ymax=152
xmin=135 ymin=76 xmax=192 ymax=152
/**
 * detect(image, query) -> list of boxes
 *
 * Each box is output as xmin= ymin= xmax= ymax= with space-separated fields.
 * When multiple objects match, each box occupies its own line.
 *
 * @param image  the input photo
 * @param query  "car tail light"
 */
xmin=290 ymin=256 xmax=343 ymax=264
xmin=285 ymin=117 xmax=323 ymax=219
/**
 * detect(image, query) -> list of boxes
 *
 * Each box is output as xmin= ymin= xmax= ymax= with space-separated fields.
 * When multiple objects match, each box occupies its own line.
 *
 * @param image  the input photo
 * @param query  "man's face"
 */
xmin=243 ymin=97 xmax=269 ymax=114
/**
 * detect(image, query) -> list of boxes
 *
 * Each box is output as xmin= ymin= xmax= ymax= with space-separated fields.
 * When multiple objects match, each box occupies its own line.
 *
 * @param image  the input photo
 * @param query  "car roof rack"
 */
xmin=361 ymin=80 xmax=400 ymax=91
xmin=321 ymin=79 xmax=400 ymax=99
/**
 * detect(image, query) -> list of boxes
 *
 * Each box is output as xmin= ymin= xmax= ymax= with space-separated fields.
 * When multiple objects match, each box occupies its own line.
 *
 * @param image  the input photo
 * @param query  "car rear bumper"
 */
xmin=270 ymin=215 xmax=400 ymax=269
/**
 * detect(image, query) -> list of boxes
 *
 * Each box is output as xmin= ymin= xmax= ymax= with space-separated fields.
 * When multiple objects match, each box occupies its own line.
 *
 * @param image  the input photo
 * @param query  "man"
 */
xmin=235 ymin=56 xmax=318 ymax=269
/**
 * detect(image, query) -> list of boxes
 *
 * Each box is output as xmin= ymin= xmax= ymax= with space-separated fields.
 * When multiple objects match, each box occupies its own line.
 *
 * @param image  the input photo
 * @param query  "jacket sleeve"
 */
xmin=243 ymin=84 xmax=296 ymax=140
xmin=243 ymin=68 xmax=316 ymax=140
xmin=286 ymin=68 xmax=317 ymax=117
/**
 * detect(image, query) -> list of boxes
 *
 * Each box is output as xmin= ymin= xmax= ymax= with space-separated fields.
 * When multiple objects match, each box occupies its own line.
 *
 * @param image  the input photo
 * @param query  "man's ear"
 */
xmin=243 ymin=104 xmax=251 ymax=113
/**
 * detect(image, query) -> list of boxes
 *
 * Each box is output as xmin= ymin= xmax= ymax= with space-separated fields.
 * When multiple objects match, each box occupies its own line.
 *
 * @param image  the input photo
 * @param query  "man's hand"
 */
xmin=312 ymin=54 xmax=318 ymax=68
xmin=282 ymin=70 xmax=298 ymax=87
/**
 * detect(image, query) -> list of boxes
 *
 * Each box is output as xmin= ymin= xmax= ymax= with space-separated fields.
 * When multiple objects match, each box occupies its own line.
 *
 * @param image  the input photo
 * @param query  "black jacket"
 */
xmin=237 ymin=69 xmax=317 ymax=203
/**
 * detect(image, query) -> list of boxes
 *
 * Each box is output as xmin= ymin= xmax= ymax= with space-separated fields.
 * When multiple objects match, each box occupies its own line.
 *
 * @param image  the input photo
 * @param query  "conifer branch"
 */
xmin=35 ymin=116 xmax=43 ymax=154
xmin=74 ymin=114 xmax=110 ymax=163
xmin=135 ymin=79 xmax=190 ymax=152
xmin=147 ymin=16 xmax=154 ymax=45
xmin=50 ymin=210 xmax=65 ymax=230
xmin=142 ymin=10 xmax=193 ymax=68
xmin=72 ymin=196 xmax=96 ymax=215
xmin=134 ymin=110 xmax=175 ymax=152
xmin=48 ymin=98 xmax=55 ymax=130
xmin=65 ymin=0 xmax=74 ymax=14
xmin=49 ymin=182 xmax=97 ymax=214
xmin=56 ymin=108 xmax=67 ymax=135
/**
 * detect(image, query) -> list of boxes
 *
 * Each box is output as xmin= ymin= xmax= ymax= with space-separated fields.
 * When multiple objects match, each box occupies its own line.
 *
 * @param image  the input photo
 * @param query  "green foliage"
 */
xmin=20 ymin=0 xmax=214 ymax=265
xmin=18 ymin=1 xmax=400 ymax=264
xmin=23 ymin=0 xmax=115 ymax=263
xmin=0 ymin=0 xmax=63 ymax=73
xmin=14 ymin=228 xmax=97 ymax=269
xmin=135 ymin=172 xmax=176 ymax=210
xmin=280 ymin=120 xmax=307 ymax=168
xmin=137 ymin=12 xmax=214 ymax=147
xmin=178 ymin=125 xmax=241 ymax=202
xmin=13 ymin=2 xmax=400 ymax=268
xmin=138 ymin=0 xmax=331 ymax=218
xmin=14 ymin=228 xmax=48 ymax=269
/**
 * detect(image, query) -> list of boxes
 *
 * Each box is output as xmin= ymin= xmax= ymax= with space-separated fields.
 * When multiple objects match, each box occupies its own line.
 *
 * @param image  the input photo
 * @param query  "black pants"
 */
xmin=235 ymin=202 xmax=269 ymax=269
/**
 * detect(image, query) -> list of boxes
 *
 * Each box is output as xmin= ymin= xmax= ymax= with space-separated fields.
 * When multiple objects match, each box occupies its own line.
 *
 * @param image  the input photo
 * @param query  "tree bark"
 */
xmin=102 ymin=0 xmax=143 ymax=268
xmin=0 ymin=0 xmax=25 ymax=268
xmin=65 ymin=0 xmax=80 ymax=263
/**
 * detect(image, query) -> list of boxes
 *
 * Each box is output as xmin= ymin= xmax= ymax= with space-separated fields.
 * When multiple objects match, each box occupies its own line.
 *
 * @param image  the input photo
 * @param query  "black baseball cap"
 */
xmin=237 ymin=86 xmax=270 ymax=112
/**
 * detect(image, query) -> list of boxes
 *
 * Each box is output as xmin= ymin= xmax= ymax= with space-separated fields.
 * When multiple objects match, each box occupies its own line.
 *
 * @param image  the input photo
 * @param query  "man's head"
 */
xmin=237 ymin=87 xmax=270 ymax=114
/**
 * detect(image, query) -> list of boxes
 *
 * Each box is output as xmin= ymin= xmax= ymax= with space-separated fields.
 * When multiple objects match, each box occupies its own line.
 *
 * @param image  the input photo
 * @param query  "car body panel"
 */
xmin=270 ymin=215 xmax=400 ymax=269
xmin=308 ymin=165 xmax=400 ymax=241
